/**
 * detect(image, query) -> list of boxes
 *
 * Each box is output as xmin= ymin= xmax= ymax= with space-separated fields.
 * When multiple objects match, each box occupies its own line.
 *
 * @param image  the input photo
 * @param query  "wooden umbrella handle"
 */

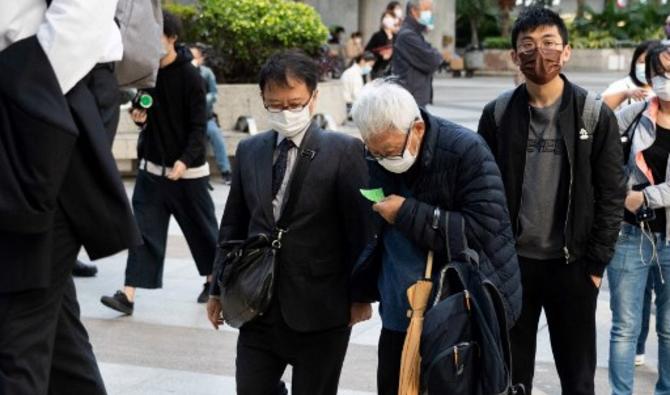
xmin=424 ymin=251 xmax=434 ymax=280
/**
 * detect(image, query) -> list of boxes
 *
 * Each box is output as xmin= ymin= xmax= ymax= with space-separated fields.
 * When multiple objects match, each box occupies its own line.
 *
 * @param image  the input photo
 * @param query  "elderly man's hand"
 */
xmin=207 ymin=298 xmax=224 ymax=330
xmin=373 ymin=195 xmax=406 ymax=224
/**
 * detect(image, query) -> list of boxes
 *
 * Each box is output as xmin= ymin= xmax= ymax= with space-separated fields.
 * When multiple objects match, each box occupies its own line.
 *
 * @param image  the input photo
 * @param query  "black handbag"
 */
xmin=216 ymin=131 xmax=316 ymax=329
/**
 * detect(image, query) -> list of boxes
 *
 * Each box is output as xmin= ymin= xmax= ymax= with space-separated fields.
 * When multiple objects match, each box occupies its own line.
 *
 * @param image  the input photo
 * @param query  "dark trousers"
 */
xmin=235 ymin=302 xmax=351 ymax=395
xmin=125 ymin=170 xmax=218 ymax=288
xmin=0 ymin=208 xmax=106 ymax=395
xmin=511 ymin=257 xmax=599 ymax=395
xmin=377 ymin=328 xmax=406 ymax=395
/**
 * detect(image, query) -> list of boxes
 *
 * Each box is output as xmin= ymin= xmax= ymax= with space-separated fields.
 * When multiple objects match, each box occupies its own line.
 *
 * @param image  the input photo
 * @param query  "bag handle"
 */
xmin=274 ymin=123 xmax=318 ymax=239
xmin=622 ymin=102 xmax=648 ymax=157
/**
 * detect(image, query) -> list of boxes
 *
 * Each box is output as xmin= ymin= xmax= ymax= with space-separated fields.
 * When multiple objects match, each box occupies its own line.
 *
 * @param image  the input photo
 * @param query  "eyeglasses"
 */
xmin=518 ymin=40 xmax=564 ymax=54
xmin=365 ymin=124 xmax=414 ymax=161
xmin=264 ymin=94 xmax=314 ymax=113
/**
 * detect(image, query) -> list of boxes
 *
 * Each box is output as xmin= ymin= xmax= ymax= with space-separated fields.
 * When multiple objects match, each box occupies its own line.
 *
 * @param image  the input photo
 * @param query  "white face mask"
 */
xmin=383 ymin=17 xmax=396 ymax=30
xmin=268 ymin=106 xmax=313 ymax=138
xmin=635 ymin=63 xmax=647 ymax=85
xmin=395 ymin=8 xmax=403 ymax=19
xmin=652 ymin=75 xmax=670 ymax=101
xmin=377 ymin=130 xmax=419 ymax=174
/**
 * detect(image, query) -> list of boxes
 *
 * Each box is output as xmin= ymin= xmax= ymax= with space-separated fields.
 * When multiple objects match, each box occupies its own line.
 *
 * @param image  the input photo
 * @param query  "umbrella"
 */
xmin=398 ymin=250 xmax=435 ymax=395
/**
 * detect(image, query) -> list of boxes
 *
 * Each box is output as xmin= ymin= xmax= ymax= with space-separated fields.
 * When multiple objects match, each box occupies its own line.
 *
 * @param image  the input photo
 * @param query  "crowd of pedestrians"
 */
xmin=2 ymin=1 xmax=670 ymax=395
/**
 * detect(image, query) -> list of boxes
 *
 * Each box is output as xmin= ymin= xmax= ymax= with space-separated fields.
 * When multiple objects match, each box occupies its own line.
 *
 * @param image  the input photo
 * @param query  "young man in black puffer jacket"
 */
xmin=478 ymin=7 xmax=626 ymax=395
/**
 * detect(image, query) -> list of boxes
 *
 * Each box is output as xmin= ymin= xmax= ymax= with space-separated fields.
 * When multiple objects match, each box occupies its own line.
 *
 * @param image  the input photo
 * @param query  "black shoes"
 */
xmin=197 ymin=282 xmax=211 ymax=304
xmin=101 ymin=291 xmax=134 ymax=315
xmin=72 ymin=260 xmax=98 ymax=277
xmin=221 ymin=171 xmax=232 ymax=185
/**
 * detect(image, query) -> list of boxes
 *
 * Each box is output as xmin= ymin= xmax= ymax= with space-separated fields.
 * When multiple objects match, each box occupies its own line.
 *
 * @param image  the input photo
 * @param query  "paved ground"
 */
xmin=77 ymin=72 xmax=662 ymax=394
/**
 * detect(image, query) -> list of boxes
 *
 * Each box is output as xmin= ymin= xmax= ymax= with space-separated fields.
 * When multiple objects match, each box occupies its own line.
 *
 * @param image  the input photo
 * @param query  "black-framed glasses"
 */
xmin=263 ymin=93 xmax=314 ymax=113
xmin=365 ymin=124 xmax=414 ymax=162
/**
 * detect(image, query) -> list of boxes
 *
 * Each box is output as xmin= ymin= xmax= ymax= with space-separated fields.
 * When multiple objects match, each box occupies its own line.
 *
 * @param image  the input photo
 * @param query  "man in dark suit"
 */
xmin=206 ymin=51 xmax=372 ymax=395
xmin=0 ymin=1 xmax=141 ymax=394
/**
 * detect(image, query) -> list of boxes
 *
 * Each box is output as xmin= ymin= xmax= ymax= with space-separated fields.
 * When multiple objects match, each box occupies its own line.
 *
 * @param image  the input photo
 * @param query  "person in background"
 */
xmin=608 ymin=43 xmax=670 ymax=395
xmin=328 ymin=26 xmax=347 ymax=78
xmin=603 ymin=40 xmax=660 ymax=369
xmin=100 ymin=11 xmax=218 ymax=315
xmin=344 ymin=31 xmax=365 ymax=65
xmin=392 ymin=0 xmax=445 ymax=107
xmin=366 ymin=11 xmax=397 ymax=80
xmin=603 ymin=41 xmax=659 ymax=111
xmin=478 ymin=7 xmax=625 ymax=394
xmin=386 ymin=1 xmax=404 ymax=29
xmin=351 ymin=79 xmax=521 ymax=395
xmin=190 ymin=43 xmax=232 ymax=184
xmin=664 ymin=15 xmax=670 ymax=43
xmin=341 ymin=51 xmax=376 ymax=117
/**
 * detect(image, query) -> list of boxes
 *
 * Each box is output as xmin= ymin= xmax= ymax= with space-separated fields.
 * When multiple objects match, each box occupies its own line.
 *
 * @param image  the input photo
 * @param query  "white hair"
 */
xmin=351 ymin=79 xmax=421 ymax=140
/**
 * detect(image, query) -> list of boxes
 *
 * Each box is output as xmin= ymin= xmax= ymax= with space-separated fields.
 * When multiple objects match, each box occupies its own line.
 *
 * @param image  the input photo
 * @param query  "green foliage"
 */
xmin=456 ymin=0 xmax=498 ymax=48
xmin=483 ymin=36 xmax=512 ymax=49
xmin=569 ymin=2 xmax=668 ymax=49
xmin=165 ymin=0 xmax=329 ymax=83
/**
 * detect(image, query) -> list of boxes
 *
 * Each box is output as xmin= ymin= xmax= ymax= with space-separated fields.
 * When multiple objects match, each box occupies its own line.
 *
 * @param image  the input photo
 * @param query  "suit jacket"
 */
xmin=212 ymin=123 xmax=371 ymax=332
xmin=0 ymin=37 xmax=140 ymax=293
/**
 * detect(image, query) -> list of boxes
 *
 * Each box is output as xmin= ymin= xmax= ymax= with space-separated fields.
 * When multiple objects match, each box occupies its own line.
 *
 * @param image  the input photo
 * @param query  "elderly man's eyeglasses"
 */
xmin=518 ymin=40 xmax=564 ymax=54
xmin=365 ymin=128 xmax=412 ymax=162
xmin=264 ymin=94 xmax=314 ymax=113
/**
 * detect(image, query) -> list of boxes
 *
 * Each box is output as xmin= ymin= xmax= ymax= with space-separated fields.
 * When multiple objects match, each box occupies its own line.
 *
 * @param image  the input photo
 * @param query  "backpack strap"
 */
xmin=494 ymin=89 xmax=515 ymax=129
xmin=582 ymin=90 xmax=604 ymax=135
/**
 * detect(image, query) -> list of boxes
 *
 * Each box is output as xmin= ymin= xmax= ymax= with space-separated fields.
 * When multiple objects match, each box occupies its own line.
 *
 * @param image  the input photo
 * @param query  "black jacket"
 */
xmin=0 ymin=37 xmax=140 ymax=292
xmin=353 ymin=109 xmax=522 ymax=326
xmin=211 ymin=123 xmax=371 ymax=332
xmin=392 ymin=17 xmax=443 ymax=107
xmin=478 ymin=76 xmax=626 ymax=277
xmin=139 ymin=47 xmax=207 ymax=168
xmin=365 ymin=29 xmax=394 ymax=79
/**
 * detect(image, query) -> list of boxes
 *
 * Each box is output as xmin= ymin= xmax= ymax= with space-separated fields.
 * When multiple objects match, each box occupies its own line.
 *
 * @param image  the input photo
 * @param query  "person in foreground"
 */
xmin=207 ymin=50 xmax=373 ymax=395
xmin=478 ymin=7 xmax=626 ymax=395
xmin=351 ymin=79 xmax=522 ymax=395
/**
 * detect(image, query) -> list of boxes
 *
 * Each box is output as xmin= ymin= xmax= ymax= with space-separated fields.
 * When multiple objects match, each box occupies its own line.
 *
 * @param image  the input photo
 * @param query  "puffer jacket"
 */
xmin=618 ymin=97 xmax=670 ymax=240
xmin=351 ymin=109 xmax=522 ymax=326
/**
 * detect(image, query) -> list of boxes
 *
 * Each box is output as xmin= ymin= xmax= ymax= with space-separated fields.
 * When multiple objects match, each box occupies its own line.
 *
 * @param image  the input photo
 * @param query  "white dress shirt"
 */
xmin=0 ymin=0 xmax=123 ymax=94
xmin=341 ymin=63 xmax=365 ymax=104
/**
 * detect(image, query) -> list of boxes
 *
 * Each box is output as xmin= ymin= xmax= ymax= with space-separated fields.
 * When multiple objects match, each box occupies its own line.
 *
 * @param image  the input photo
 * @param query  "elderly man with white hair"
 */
xmin=349 ymin=80 xmax=521 ymax=395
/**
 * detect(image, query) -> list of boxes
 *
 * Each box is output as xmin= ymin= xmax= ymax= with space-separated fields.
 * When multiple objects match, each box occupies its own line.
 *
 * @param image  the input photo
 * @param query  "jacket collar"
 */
xmin=403 ymin=16 xmax=426 ymax=35
xmin=418 ymin=108 xmax=439 ymax=169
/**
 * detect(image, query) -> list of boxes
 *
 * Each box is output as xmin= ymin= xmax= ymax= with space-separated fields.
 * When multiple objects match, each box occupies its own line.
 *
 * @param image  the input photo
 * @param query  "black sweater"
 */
xmin=139 ymin=47 xmax=207 ymax=168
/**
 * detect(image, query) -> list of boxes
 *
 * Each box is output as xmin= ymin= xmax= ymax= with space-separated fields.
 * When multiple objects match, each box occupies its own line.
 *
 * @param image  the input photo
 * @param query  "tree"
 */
xmin=457 ymin=0 xmax=494 ymax=49
xmin=497 ymin=0 xmax=516 ymax=38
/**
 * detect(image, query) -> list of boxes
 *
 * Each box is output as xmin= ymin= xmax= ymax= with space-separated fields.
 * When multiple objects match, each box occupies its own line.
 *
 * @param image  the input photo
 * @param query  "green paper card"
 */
xmin=360 ymin=188 xmax=385 ymax=203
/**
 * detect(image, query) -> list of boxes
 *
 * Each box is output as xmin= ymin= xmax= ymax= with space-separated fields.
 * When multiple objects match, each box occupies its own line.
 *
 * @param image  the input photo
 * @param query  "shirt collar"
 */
xmin=276 ymin=127 xmax=307 ymax=148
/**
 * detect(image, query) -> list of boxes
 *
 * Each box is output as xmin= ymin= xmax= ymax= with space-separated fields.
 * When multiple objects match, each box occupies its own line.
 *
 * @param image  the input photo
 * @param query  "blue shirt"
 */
xmin=379 ymin=226 xmax=428 ymax=331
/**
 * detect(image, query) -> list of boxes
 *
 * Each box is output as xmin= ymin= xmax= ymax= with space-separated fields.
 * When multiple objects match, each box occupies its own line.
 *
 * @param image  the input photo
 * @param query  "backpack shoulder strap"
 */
xmin=494 ymin=89 xmax=515 ymax=129
xmin=582 ymin=90 xmax=604 ymax=135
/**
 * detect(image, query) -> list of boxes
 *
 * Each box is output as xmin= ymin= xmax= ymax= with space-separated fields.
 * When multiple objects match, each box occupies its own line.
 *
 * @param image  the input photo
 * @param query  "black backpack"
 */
xmin=420 ymin=213 xmax=524 ymax=395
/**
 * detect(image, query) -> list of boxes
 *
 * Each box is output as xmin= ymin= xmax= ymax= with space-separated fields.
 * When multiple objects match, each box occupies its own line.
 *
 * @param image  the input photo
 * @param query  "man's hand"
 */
xmin=590 ymin=275 xmax=602 ymax=289
xmin=349 ymin=303 xmax=373 ymax=327
xmin=207 ymin=298 xmax=224 ymax=330
xmin=168 ymin=160 xmax=188 ymax=181
xmin=625 ymin=190 xmax=645 ymax=213
xmin=373 ymin=195 xmax=406 ymax=224
xmin=130 ymin=108 xmax=147 ymax=124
